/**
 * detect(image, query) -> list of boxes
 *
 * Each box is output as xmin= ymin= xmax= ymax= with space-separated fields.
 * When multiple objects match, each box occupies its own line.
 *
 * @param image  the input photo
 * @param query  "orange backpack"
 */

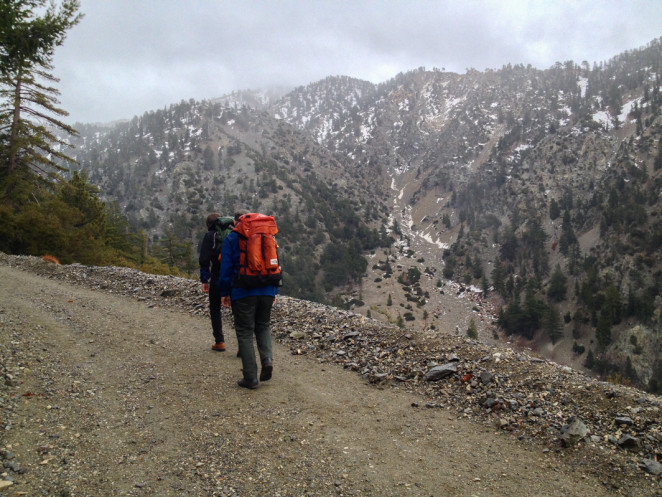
xmin=233 ymin=213 xmax=283 ymax=288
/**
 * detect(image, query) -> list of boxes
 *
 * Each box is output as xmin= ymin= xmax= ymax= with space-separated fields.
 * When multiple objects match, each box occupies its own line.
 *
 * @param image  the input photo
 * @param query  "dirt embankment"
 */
xmin=1 ymin=257 xmax=661 ymax=496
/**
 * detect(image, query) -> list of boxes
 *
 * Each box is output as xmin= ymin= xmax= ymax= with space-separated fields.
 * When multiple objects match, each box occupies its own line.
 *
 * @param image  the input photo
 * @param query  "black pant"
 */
xmin=209 ymin=281 xmax=224 ymax=343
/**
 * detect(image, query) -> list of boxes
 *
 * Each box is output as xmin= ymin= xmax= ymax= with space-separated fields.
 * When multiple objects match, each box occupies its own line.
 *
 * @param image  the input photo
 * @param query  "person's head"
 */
xmin=234 ymin=209 xmax=249 ymax=222
xmin=206 ymin=212 xmax=221 ymax=229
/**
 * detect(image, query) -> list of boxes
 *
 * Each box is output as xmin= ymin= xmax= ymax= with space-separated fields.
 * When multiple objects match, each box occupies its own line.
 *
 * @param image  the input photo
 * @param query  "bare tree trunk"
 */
xmin=7 ymin=69 xmax=22 ymax=176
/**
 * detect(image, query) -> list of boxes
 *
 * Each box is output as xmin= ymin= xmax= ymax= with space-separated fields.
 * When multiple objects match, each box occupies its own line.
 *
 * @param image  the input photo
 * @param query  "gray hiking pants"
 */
xmin=231 ymin=295 xmax=274 ymax=381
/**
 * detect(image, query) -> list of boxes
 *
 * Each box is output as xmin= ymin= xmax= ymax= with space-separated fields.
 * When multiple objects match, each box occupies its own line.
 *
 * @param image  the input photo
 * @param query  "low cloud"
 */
xmin=51 ymin=0 xmax=662 ymax=123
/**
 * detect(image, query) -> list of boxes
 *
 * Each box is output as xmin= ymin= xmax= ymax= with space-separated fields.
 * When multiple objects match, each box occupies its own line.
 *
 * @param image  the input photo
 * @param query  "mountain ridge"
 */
xmin=64 ymin=36 xmax=662 ymax=391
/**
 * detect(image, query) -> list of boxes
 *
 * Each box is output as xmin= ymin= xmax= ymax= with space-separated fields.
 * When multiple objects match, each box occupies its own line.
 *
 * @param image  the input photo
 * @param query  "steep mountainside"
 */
xmin=67 ymin=38 xmax=662 ymax=392
xmin=269 ymin=38 xmax=662 ymax=392
xmin=68 ymin=102 xmax=392 ymax=301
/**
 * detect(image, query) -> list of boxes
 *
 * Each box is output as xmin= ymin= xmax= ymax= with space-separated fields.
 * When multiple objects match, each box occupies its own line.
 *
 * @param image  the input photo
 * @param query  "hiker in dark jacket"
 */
xmin=219 ymin=210 xmax=278 ymax=389
xmin=199 ymin=212 xmax=229 ymax=351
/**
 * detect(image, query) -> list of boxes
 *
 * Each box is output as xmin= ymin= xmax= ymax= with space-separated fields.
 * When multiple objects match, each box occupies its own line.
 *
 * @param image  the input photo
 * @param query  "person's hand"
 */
xmin=221 ymin=296 xmax=231 ymax=308
xmin=201 ymin=283 xmax=209 ymax=293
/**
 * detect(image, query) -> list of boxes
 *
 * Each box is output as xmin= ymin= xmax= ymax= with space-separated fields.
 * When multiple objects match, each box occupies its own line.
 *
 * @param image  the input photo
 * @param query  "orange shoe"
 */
xmin=212 ymin=342 xmax=226 ymax=352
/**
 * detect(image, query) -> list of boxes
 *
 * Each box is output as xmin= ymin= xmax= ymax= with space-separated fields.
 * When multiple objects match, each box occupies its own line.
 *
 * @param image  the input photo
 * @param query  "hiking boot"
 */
xmin=237 ymin=378 xmax=258 ymax=389
xmin=260 ymin=358 xmax=273 ymax=382
xmin=211 ymin=342 xmax=226 ymax=352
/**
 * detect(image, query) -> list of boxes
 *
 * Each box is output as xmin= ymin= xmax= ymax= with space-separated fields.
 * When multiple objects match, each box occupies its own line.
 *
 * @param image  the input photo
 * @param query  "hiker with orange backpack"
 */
xmin=219 ymin=210 xmax=282 ymax=389
xmin=199 ymin=212 xmax=234 ymax=352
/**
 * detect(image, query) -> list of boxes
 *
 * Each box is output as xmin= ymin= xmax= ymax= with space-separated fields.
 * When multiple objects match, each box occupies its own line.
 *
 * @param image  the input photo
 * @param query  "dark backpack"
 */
xmin=233 ymin=213 xmax=283 ymax=288
xmin=213 ymin=216 xmax=235 ymax=251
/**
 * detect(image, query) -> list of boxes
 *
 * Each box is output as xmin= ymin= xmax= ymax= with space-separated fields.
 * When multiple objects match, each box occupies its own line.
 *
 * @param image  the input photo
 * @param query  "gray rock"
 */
xmin=372 ymin=372 xmax=389 ymax=382
xmin=0 ymin=451 xmax=15 ymax=461
xmin=424 ymin=363 xmax=457 ymax=381
xmin=617 ymin=434 xmax=640 ymax=449
xmin=640 ymin=458 xmax=662 ymax=476
xmin=561 ymin=418 xmax=588 ymax=446
xmin=479 ymin=371 xmax=493 ymax=385
xmin=2 ymin=461 xmax=20 ymax=472
xmin=615 ymin=416 xmax=634 ymax=426
xmin=531 ymin=407 xmax=545 ymax=417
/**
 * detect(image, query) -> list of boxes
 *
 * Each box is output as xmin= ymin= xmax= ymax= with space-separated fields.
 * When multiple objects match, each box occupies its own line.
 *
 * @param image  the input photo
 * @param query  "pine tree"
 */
xmin=603 ymin=284 xmax=622 ymax=325
xmin=0 ymin=0 xmax=82 ymax=203
xmin=567 ymin=244 xmax=581 ymax=276
xmin=202 ymin=145 xmax=215 ymax=171
xmin=472 ymin=253 xmax=483 ymax=279
xmin=467 ymin=318 xmax=478 ymax=339
xmin=655 ymin=138 xmax=662 ymax=171
xmin=549 ymin=198 xmax=560 ymax=220
xmin=481 ymin=274 xmax=489 ymax=296
xmin=547 ymin=264 xmax=568 ymax=302
xmin=155 ymin=228 xmax=195 ymax=274
xmin=545 ymin=305 xmax=563 ymax=343
xmin=396 ymin=314 xmax=404 ymax=329
xmin=584 ymin=349 xmax=596 ymax=370
xmin=596 ymin=313 xmax=612 ymax=350
xmin=558 ymin=210 xmax=577 ymax=255
xmin=491 ymin=259 xmax=505 ymax=296
xmin=624 ymin=356 xmax=637 ymax=382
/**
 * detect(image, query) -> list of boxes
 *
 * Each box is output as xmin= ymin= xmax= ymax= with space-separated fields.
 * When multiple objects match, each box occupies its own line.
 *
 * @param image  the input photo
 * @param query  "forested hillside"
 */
xmin=5 ymin=20 xmax=662 ymax=393
xmin=64 ymin=36 xmax=662 ymax=392
xmin=0 ymin=1 xmax=154 ymax=270
xmin=66 ymin=103 xmax=393 ymax=301
xmin=272 ymin=38 xmax=662 ymax=391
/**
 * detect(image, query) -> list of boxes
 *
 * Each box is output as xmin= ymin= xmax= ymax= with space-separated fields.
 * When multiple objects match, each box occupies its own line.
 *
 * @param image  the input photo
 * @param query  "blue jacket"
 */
xmin=218 ymin=230 xmax=279 ymax=300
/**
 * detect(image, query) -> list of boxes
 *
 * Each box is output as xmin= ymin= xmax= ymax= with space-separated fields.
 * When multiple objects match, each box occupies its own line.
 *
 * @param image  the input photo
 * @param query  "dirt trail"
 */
xmin=0 ymin=265 xmax=654 ymax=496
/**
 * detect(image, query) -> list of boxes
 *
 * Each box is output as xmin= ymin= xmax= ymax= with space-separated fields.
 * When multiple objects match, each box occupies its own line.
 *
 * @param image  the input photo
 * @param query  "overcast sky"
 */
xmin=51 ymin=0 xmax=662 ymax=124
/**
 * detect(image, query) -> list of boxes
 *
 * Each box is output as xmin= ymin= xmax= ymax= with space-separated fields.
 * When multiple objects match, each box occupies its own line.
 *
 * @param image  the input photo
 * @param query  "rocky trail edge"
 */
xmin=1 ymin=254 xmax=661 ymax=496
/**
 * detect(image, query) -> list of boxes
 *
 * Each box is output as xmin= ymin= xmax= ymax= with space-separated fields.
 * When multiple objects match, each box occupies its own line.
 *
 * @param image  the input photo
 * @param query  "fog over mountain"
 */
xmin=53 ymin=0 xmax=662 ymax=124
